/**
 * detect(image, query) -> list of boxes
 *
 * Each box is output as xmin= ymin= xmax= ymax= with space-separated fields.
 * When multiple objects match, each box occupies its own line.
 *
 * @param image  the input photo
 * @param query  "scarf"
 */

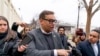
xmin=0 ymin=32 xmax=7 ymax=40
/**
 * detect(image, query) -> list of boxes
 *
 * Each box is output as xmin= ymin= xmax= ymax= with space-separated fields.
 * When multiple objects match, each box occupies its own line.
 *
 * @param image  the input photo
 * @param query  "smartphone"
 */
xmin=19 ymin=36 xmax=32 ymax=45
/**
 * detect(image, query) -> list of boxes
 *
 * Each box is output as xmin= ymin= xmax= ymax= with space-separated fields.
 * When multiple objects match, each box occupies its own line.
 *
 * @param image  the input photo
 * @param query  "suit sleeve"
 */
xmin=11 ymin=22 xmax=19 ymax=32
xmin=76 ymin=42 xmax=82 ymax=50
xmin=76 ymin=42 xmax=82 ymax=55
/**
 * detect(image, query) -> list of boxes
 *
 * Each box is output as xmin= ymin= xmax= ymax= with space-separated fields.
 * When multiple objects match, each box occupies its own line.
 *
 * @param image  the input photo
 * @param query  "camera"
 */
xmin=71 ymin=47 xmax=82 ymax=56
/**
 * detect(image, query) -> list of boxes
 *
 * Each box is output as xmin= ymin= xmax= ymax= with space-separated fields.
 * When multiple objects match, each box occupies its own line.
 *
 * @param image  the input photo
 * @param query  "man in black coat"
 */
xmin=77 ymin=29 xmax=100 ymax=56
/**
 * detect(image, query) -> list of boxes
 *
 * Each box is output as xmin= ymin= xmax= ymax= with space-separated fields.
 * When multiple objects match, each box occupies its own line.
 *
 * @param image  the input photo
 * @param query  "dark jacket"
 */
xmin=11 ymin=22 xmax=22 ymax=39
xmin=60 ymin=34 xmax=69 ymax=49
xmin=76 ymin=40 xmax=100 ymax=56
xmin=0 ymin=30 xmax=19 ymax=56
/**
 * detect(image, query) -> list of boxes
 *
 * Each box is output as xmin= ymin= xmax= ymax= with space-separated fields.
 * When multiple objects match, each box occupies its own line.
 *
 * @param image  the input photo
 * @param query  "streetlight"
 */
xmin=77 ymin=2 xmax=80 ymax=29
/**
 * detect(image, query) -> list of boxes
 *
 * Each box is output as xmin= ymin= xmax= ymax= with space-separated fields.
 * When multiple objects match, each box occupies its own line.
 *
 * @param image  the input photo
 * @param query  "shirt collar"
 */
xmin=40 ymin=27 xmax=52 ymax=34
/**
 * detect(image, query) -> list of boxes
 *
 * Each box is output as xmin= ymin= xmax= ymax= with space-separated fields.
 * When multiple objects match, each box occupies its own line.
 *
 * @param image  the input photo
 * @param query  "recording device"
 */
xmin=77 ymin=33 xmax=83 ymax=36
xmin=71 ymin=47 xmax=82 ymax=56
xmin=19 ymin=36 xmax=32 ymax=45
xmin=76 ymin=28 xmax=83 ymax=36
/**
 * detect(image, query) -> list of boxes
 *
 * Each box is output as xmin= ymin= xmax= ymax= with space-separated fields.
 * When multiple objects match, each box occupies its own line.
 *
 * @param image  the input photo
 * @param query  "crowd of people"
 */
xmin=0 ymin=10 xmax=100 ymax=56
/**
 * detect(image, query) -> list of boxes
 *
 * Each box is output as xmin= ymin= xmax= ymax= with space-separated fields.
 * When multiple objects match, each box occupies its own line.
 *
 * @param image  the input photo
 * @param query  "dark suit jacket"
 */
xmin=76 ymin=40 xmax=100 ymax=56
xmin=22 ymin=28 xmax=64 ymax=56
xmin=60 ymin=34 xmax=69 ymax=49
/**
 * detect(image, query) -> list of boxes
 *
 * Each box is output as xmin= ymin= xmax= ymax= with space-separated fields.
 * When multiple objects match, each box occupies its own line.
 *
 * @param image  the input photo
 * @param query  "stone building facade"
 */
xmin=0 ymin=0 xmax=21 ymax=27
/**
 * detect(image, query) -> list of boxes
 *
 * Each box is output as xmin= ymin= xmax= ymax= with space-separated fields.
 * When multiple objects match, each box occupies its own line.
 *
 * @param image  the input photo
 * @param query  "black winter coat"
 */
xmin=0 ymin=32 xmax=19 ymax=56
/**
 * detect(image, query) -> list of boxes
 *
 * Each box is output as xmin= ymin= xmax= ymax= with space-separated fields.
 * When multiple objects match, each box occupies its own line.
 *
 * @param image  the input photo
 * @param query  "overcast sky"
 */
xmin=11 ymin=0 xmax=100 ymax=27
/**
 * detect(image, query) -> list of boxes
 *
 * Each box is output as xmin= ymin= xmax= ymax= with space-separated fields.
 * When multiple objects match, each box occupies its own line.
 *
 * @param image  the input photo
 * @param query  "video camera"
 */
xmin=70 ymin=47 xmax=82 ymax=56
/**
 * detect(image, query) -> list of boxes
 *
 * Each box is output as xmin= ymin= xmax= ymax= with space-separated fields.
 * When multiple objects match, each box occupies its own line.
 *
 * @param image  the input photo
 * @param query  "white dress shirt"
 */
xmin=91 ymin=43 xmax=98 ymax=56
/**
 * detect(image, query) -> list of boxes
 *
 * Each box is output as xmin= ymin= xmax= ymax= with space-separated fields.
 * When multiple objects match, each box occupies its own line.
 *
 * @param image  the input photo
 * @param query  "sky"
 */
xmin=11 ymin=0 xmax=100 ymax=27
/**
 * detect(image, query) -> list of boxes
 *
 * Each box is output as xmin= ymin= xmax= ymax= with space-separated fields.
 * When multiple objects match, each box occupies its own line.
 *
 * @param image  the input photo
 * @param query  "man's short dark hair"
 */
xmin=92 ymin=29 xmax=100 ymax=34
xmin=92 ymin=29 xmax=100 ymax=38
xmin=57 ymin=26 xmax=65 ymax=32
xmin=39 ymin=10 xmax=54 ymax=19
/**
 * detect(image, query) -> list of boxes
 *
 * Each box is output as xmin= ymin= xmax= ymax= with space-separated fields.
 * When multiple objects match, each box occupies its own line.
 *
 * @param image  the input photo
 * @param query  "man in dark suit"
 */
xmin=76 ymin=29 xmax=100 ymax=56
xmin=57 ymin=26 xmax=72 ymax=49
xmin=17 ymin=10 xmax=70 ymax=56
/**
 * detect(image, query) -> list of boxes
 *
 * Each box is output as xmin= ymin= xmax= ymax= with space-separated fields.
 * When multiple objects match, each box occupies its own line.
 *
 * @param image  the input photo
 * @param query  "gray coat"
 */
xmin=23 ymin=28 xmax=64 ymax=56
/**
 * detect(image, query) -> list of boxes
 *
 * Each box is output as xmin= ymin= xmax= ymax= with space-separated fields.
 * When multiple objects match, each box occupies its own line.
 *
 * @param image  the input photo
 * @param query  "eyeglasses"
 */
xmin=43 ymin=18 xmax=57 ymax=23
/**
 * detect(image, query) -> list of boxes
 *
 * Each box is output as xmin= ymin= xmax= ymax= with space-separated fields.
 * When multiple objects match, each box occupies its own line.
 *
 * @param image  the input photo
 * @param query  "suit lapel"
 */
xmin=86 ymin=41 xmax=95 ymax=56
xmin=97 ymin=43 xmax=100 ymax=56
xmin=52 ymin=33 xmax=58 ymax=48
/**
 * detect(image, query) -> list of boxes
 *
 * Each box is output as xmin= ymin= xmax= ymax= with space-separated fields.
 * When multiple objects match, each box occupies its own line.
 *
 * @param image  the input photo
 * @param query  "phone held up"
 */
xmin=19 ymin=36 xmax=32 ymax=46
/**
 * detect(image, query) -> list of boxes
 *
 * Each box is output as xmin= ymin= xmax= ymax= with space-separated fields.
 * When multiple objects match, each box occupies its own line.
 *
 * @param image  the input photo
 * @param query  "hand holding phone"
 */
xmin=19 ymin=36 xmax=32 ymax=45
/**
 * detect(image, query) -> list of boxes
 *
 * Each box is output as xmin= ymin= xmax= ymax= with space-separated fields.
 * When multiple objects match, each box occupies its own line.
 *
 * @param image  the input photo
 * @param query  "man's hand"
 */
xmin=18 ymin=45 xmax=28 ymax=52
xmin=15 ymin=22 xmax=27 ymax=27
xmin=57 ymin=49 xmax=71 ymax=56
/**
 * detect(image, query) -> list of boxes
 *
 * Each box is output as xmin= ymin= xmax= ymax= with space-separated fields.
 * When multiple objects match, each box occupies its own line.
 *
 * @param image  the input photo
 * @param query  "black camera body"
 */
xmin=71 ymin=47 xmax=82 ymax=56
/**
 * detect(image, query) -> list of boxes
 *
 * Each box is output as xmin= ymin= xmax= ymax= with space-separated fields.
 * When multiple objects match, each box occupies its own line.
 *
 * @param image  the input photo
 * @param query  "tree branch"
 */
xmin=89 ymin=0 xmax=93 ymax=8
xmin=83 ymin=0 xmax=88 ymax=11
xmin=92 ymin=4 xmax=100 ymax=17
xmin=93 ymin=0 xmax=98 ymax=7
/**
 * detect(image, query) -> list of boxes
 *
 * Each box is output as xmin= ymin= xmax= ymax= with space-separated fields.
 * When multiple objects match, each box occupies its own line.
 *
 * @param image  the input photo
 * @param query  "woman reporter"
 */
xmin=0 ymin=16 xmax=19 ymax=56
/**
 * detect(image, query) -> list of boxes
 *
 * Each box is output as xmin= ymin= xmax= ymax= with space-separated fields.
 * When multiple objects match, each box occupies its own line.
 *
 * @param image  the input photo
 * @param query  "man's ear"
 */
xmin=39 ymin=19 xmax=44 ymax=25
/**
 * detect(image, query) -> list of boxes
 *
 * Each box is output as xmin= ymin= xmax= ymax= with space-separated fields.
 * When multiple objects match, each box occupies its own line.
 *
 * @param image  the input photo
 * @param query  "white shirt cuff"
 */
xmin=54 ymin=49 xmax=58 ymax=56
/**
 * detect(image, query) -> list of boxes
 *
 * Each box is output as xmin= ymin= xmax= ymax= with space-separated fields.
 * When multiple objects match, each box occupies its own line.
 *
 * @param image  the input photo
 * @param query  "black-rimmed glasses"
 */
xmin=43 ymin=18 xmax=57 ymax=23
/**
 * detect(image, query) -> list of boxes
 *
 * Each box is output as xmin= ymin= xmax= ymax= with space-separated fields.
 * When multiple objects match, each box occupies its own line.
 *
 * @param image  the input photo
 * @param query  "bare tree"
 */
xmin=79 ymin=0 xmax=100 ymax=37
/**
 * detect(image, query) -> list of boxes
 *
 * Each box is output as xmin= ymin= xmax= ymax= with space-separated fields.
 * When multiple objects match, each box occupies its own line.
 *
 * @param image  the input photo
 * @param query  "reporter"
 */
xmin=11 ymin=22 xmax=31 ymax=39
xmin=0 ymin=16 xmax=19 ymax=56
